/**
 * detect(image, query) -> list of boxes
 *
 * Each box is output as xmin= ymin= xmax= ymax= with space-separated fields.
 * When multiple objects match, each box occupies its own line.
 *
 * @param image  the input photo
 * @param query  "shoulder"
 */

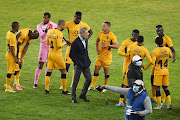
xmin=37 ymin=22 xmax=43 ymax=27
xmin=109 ymin=31 xmax=116 ymax=37
xmin=66 ymin=20 xmax=73 ymax=25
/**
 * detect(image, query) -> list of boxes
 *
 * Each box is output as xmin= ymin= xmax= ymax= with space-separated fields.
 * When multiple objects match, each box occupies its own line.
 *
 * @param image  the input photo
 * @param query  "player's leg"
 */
xmin=103 ymin=66 xmax=109 ymax=85
xmin=45 ymin=69 xmax=52 ymax=94
xmin=153 ymin=75 xmax=163 ymax=109
xmin=33 ymin=62 xmax=44 ymax=89
xmin=162 ymin=75 xmax=172 ymax=109
xmin=151 ymin=65 xmax=156 ymax=102
xmin=90 ymin=65 xmax=101 ymax=90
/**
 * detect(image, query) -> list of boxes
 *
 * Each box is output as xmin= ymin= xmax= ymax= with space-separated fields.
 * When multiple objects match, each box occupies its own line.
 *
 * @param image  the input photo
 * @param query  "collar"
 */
xmin=79 ymin=35 xmax=85 ymax=41
xmin=135 ymin=89 xmax=143 ymax=96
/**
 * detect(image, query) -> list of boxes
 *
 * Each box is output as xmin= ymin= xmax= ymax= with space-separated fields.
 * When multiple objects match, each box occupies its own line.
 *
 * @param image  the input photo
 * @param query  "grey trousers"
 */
xmin=72 ymin=65 xmax=92 ymax=100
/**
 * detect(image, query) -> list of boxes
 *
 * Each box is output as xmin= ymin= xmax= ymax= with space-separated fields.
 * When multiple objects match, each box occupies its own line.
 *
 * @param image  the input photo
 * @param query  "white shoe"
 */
xmin=166 ymin=104 xmax=172 ymax=110
xmin=59 ymin=86 xmax=62 ymax=89
xmin=102 ymin=89 xmax=107 ymax=92
xmin=154 ymin=106 xmax=162 ymax=110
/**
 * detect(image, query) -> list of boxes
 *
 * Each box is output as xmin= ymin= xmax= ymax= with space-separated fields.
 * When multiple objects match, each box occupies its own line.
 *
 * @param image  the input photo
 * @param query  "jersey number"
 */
xmin=50 ymin=41 xmax=54 ymax=50
xmin=158 ymin=59 xmax=168 ymax=69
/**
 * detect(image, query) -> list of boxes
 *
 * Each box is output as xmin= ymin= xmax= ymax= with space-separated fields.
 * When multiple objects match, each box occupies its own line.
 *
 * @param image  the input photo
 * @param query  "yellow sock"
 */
xmin=45 ymin=76 xmax=50 ymax=91
xmin=166 ymin=95 xmax=171 ymax=105
xmin=119 ymin=97 xmax=124 ymax=103
xmin=15 ymin=70 xmax=21 ymax=85
xmin=104 ymin=77 xmax=109 ymax=85
xmin=91 ymin=76 xmax=99 ymax=88
xmin=156 ymin=96 xmax=161 ymax=106
xmin=61 ymin=78 xmax=67 ymax=92
xmin=71 ymin=70 xmax=74 ymax=86
xmin=151 ymin=86 xmax=156 ymax=100
xmin=6 ymin=74 xmax=14 ymax=89
xmin=162 ymin=90 xmax=166 ymax=103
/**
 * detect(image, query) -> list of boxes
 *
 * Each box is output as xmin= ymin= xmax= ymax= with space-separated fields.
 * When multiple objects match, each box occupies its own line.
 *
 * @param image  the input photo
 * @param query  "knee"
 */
xmin=14 ymin=71 xmax=19 ymax=75
xmin=156 ymin=91 xmax=161 ymax=97
xmin=7 ymin=73 xmax=12 ymax=78
xmin=38 ymin=63 xmax=44 ymax=69
xmin=46 ymin=72 xmax=52 ymax=76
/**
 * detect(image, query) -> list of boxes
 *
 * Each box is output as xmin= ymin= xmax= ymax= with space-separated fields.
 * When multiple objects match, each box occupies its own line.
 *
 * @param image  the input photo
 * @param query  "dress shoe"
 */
xmin=79 ymin=95 xmax=90 ymax=102
xmin=72 ymin=99 xmax=78 ymax=104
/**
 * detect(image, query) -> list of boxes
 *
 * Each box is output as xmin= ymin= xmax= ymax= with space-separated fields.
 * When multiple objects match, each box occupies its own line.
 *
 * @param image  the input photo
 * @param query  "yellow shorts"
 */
xmin=47 ymin=53 xmax=66 ymax=70
xmin=6 ymin=54 xmax=19 ymax=74
xmin=154 ymin=75 xmax=169 ymax=86
xmin=95 ymin=59 xmax=111 ymax=68
xmin=65 ymin=46 xmax=73 ymax=64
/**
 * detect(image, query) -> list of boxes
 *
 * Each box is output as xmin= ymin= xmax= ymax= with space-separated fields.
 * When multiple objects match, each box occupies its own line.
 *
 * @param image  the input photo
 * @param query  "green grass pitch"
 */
xmin=0 ymin=0 xmax=179 ymax=120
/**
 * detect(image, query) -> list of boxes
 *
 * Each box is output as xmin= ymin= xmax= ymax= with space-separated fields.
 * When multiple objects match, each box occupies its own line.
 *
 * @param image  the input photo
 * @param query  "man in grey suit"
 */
xmin=69 ymin=27 xmax=92 ymax=103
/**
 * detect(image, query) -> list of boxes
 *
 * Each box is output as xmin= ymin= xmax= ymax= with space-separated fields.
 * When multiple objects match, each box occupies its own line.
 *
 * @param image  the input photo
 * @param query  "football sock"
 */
xmin=162 ymin=90 xmax=166 ymax=103
xmin=166 ymin=95 xmax=171 ymax=105
xmin=119 ymin=97 xmax=124 ymax=103
xmin=156 ymin=91 xmax=161 ymax=106
xmin=104 ymin=75 xmax=109 ymax=85
xmin=45 ymin=76 xmax=50 ymax=91
xmin=151 ymin=86 xmax=156 ymax=100
xmin=34 ymin=68 xmax=42 ymax=84
xmin=91 ymin=73 xmax=99 ymax=88
xmin=15 ymin=70 xmax=21 ymax=85
xmin=6 ymin=74 xmax=14 ymax=89
xmin=61 ymin=74 xmax=67 ymax=92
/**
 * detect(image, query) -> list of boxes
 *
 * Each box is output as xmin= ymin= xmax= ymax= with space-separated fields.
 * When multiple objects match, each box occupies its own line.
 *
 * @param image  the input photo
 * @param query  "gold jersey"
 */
xmin=46 ymin=29 xmax=65 ymax=54
xmin=97 ymin=31 xmax=117 ymax=62
xmin=152 ymin=46 xmax=172 ymax=75
xmin=6 ymin=31 xmax=17 ymax=56
xmin=65 ymin=20 xmax=90 ymax=43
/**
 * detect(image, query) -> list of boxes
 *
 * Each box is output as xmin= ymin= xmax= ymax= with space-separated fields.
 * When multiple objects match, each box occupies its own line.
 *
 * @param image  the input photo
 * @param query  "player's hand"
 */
xmin=18 ymin=31 xmax=22 ymax=37
xmin=62 ymin=39 xmax=67 ymax=45
xmin=141 ymin=65 xmax=145 ymax=70
xmin=65 ymin=40 xmax=71 ymax=46
xmin=136 ymin=111 xmax=140 ymax=116
xmin=15 ymin=58 xmax=20 ymax=64
xmin=100 ymin=85 xmax=105 ymax=88
xmin=102 ymin=44 xmax=109 ymax=49
xmin=172 ymin=56 xmax=176 ymax=63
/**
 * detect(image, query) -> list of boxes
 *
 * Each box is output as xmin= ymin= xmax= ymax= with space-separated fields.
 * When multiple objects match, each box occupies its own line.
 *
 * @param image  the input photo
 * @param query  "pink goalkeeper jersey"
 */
xmin=37 ymin=21 xmax=57 ymax=48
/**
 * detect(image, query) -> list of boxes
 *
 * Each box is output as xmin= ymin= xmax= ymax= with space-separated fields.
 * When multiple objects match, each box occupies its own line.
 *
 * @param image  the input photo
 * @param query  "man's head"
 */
xmin=156 ymin=25 xmax=164 ymax=37
xmin=57 ymin=20 xmax=65 ymax=31
xmin=137 ymin=35 xmax=144 ymax=44
xmin=133 ymin=80 xmax=144 ymax=93
xmin=11 ymin=22 xmax=19 ymax=32
xmin=131 ymin=29 xmax=139 ymax=41
xmin=80 ymin=27 xmax=89 ymax=39
xmin=29 ymin=30 xmax=39 ymax=39
xmin=102 ymin=22 xmax=111 ymax=32
xmin=74 ymin=11 xmax=82 ymax=24
xmin=43 ymin=12 xmax=51 ymax=24
xmin=155 ymin=37 xmax=163 ymax=46
xmin=132 ymin=55 xmax=142 ymax=67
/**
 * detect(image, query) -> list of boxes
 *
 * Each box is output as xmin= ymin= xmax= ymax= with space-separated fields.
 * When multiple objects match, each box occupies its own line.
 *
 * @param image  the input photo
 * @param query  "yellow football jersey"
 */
xmin=128 ymin=44 xmax=152 ymax=62
xmin=152 ymin=46 xmax=172 ymax=75
xmin=6 ymin=31 xmax=17 ymax=56
xmin=118 ymin=38 xmax=136 ymax=62
xmin=17 ymin=28 xmax=32 ymax=59
xmin=97 ymin=31 xmax=117 ymax=62
xmin=155 ymin=35 xmax=173 ymax=47
xmin=46 ymin=29 xmax=65 ymax=53
xmin=65 ymin=20 xmax=90 ymax=43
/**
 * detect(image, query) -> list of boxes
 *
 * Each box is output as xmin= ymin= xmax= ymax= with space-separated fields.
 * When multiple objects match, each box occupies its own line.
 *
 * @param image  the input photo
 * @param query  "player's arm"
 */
xmin=144 ymin=50 xmax=153 ymax=70
xmin=117 ymin=41 xmax=128 ymax=57
xmin=102 ymin=41 xmax=118 ymax=49
xmin=96 ymin=37 xmax=100 ymax=55
xmin=37 ymin=24 xmax=46 ymax=39
xmin=57 ymin=33 xmax=66 ymax=48
xmin=10 ymin=46 xmax=19 ymax=64
xmin=87 ymin=29 xmax=93 ymax=39
xmin=170 ymin=46 xmax=176 ymax=62
xmin=20 ymin=42 xmax=30 ymax=61
xmin=69 ymin=42 xmax=78 ymax=65
xmin=151 ymin=51 xmax=156 ymax=66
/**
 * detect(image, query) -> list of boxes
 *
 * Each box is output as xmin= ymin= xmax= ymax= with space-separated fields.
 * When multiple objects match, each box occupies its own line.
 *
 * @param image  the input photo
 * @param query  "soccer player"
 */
xmin=61 ymin=11 xmax=93 ymax=88
xmin=5 ymin=22 xmax=20 ymax=92
xmin=12 ymin=29 xmax=39 ymax=90
xmin=151 ymin=25 xmax=176 ymax=104
xmin=89 ymin=22 xmax=118 ymax=91
xmin=127 ymin=36 xmax=152 ymax=87
xmin=33 ymin=12 xmax=57 ymax=89
xmin=45 ymin=20 xmax=71 ymax=95
xmin=153 ymin=37 xmax=172 ymax=110
xmin=116 ymin=30 xmax=139 ymax=106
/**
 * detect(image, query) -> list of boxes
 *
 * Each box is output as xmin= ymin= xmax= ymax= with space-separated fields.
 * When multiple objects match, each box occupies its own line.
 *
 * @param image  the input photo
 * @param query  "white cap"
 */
xmin=132 ymin=55 xmax=142 ymax=62
xmin=134 ymin=79 xmax=144 ymax=88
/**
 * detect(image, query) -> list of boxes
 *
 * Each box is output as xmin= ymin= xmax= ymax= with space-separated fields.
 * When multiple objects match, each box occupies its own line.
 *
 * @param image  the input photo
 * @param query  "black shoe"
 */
xmin=79 ymin=95 xmax=90 ymax=102
xmin=62 ymin=90 xmax=71 ymax=95
xmin=72 ymin=99 xmax=78 ymax=104
xmin=45 ymin=90 xmax=50 ymax=94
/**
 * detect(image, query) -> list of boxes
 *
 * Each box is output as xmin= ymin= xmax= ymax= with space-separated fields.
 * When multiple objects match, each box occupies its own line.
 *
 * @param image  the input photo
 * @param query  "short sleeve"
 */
xmin=166 ymin=36 xmax=173 ymax=47
xmin=111 ymin=34 xmax=117 ymax=42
